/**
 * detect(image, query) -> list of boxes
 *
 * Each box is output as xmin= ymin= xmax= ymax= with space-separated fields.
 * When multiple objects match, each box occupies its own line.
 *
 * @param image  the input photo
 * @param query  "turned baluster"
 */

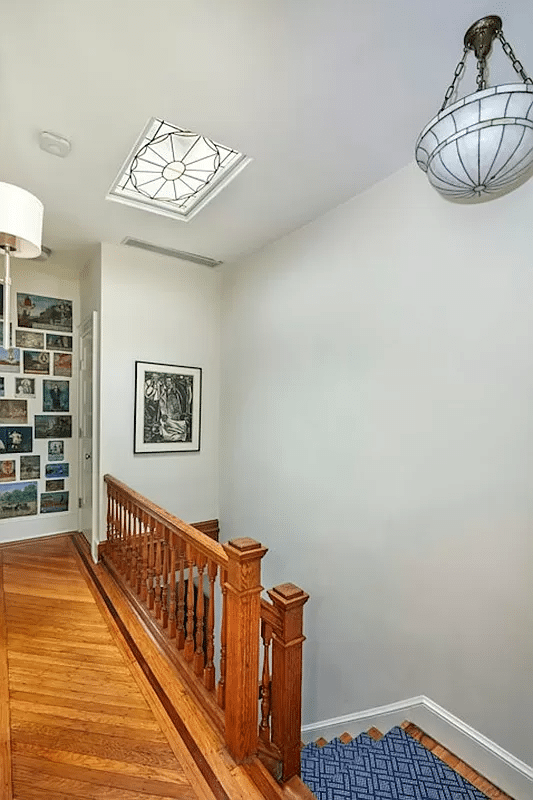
xmin=168 ymin=540 xmax=177 ymax=638
xmin=204 ymin=560 xmax=217 ymax=691
xmin=140 ymin=511 xmax=149 ymax=602
xmin=161 ymin=530 xmax=169 ymax=629
xmin=184 ymin=545 xmax=195 ymax=662
xmin=217 ymin=568 xmax=227 ymax=709
xmin=193 ymin=555 xmax=206 ymax=676
xmin=259 ymin=621 xmax=273 ymax=744
xmin=106 ymin=489 xmax=113 ymax=546
xmin=154 ymin=525 xmax=163 ymax=620
xmin=119 ymin=493 xmax=127 ymax=574
xmin=147 ymin=520 xmax=156 ymax=611
xmin=130 ymin=501 xmax=139 ymax=587
xmin=134 ymin=505 xmax=143 ymax=596
xmin=126 ymin=499 xmax=134 ymax=584
xmin=176 ymin=540 xmax=186 ymax=650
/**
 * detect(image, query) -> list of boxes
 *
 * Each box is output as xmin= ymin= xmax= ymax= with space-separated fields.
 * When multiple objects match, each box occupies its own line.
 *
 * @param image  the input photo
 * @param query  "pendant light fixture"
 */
xmin=416 ymin=16 xmax=533 ymax=201
xmin=0 ymin=182 xmax=44 ymax=349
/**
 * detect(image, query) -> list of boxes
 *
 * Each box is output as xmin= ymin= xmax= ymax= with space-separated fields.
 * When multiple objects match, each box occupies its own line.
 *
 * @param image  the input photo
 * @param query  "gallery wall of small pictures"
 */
xmin=0 ymin=292 xmax=73 ymax=521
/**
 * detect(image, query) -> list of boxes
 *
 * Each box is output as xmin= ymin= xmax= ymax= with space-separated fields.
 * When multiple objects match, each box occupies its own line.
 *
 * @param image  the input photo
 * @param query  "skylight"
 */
xmin=107 ymin=118 xmax=250 ymax=221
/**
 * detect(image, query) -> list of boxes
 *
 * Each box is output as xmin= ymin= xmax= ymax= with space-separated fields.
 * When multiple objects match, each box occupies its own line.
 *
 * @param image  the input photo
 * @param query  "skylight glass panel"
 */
xmin=107 ymin=118 xmax=250 ymax=220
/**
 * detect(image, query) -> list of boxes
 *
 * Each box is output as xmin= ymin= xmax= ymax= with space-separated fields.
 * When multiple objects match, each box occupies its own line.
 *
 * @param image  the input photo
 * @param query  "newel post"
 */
xmin=222 ymin=537 xmax=268 ymax=763
xmin=268 ymin=582 xmax=309 ymax=782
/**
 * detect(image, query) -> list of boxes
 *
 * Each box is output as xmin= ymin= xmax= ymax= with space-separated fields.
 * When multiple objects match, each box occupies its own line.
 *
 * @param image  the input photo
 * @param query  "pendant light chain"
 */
xmin=476 ymin=56 xmax=487 ymax=91
xmin=440 ymin=46 xmax=469 ymax=111
xmin=497 ymin=31 xmax=533 ymax=84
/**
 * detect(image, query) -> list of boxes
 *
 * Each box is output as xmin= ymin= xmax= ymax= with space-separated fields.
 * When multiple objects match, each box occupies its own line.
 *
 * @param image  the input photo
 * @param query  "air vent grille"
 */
xmin=121 ymin=237 xmax=223 ymax=268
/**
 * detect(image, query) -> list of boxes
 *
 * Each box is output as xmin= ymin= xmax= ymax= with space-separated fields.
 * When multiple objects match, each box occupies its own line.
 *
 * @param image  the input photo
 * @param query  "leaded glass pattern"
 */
xmin=108 ymin=118 xmax=250 ymax=220
xmin=415 ymin=83 xmax=533 ymax=200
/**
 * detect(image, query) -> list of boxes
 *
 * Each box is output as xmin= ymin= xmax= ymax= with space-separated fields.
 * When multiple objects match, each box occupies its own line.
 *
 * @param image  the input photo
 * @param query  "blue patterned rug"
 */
xmin=301 ymin=726 xmax=489 ymax=799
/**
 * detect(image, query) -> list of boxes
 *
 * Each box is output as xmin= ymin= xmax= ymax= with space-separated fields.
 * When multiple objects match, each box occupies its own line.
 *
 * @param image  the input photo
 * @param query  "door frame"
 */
xmin=77 ymin=310 xmax=99 ymax=561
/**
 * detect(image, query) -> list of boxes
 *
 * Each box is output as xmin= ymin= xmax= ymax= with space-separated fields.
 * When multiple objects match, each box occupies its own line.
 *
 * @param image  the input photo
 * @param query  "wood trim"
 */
xmin=0 ymin=531 xmax=77 ymax=550
xmin=401 ymin=721 xmax=513 ymax=800
xmin=0 ymin=551 xmax=13 ymax=800
xmin=191 ymin=520 xmax=220 ymax=543
xmin=70 ymin=533 xmax=231 ymax=800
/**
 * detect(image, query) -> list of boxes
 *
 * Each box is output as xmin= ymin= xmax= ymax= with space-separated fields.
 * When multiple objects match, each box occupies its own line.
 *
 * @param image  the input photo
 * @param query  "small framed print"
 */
xmin=15 ymin=377 xmax=36 ymax=398
xmin=46 ymin=334 xmax=72 ymax=351
xmin=48 ymin=440 xmax=64 ymax=461
xmin=34 ymin=415 xmax=72 ymax=439
xmin=17 ymin=293 xmax=72 ymax=333
xmin=134 ymin=361 xmax=201 ymax=454
xmin=40 ymin=491 xmax=69 ymax=514
xmin=53 ymin=353 xmax=72 ymax=377
xmin=45 ymin=462 xmax=69 ymax=478
xmin=20 ymin=455 xmax=40 ymax=480
xmin=0 ymin=378 xmax=4 ymax=397
xmin=43 ymin=380 xmax=69 ymax=413
xmin=0 ymin=481 xmax=38 ymax=519
xmin=0 ymin=426 xmax=32 ymax=453
xmin=23 ymin=350 xmax=50 ymax=375
xmin=0 ymin=399 xmax=27 ymax=425
xmin=0 ymin=348 xmax=20 ymax=373
xmin=45 ymin=479 xmax=64 ymax=492
xmin=0 ymin=460 xmax=16 ymax=482
xmin=15 ymin=330 xmax=44 ymax=349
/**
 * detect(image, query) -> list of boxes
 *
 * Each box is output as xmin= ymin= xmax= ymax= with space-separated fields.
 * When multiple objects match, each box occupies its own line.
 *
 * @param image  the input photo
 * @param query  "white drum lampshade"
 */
xmin=0 ymin=181 xmax=43 ymax=257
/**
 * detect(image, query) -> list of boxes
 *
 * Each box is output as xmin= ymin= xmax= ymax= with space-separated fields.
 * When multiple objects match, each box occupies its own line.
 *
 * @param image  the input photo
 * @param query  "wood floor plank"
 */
xmin=10 ymin=709 xmax=168 ymax=742
xmin=9 ymin=691 xmax=155 ymax=720
xmin=10 ymin=699 xmax=162 ymax=730
xmin=13 ymin=755 xmax=197 ymax=799
xmin=0 ymin=552 xmax=13 ymax=800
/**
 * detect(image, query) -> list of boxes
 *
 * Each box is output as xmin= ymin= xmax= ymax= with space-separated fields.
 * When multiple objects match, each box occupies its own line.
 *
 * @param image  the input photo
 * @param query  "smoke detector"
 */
xmin=39 ymin=131 xmax=71 ymax=158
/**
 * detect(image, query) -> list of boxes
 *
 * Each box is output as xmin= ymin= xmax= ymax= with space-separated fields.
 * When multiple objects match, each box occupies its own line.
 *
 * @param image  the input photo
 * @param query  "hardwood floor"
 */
xmin=0 ymin=535 xmax=210 ymax=800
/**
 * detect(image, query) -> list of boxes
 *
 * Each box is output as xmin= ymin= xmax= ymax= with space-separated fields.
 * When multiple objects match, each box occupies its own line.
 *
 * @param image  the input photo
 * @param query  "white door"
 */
xmin=78 ymin=312 xmax=98 ymax=554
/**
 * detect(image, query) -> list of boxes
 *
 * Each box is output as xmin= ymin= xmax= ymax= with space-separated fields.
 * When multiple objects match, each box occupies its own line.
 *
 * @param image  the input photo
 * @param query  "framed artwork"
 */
xmin=40 ymin=491 xmax=69 ymax=514
xmin=0 ymin=460 xmax=16 ymax=482
xmin=17 ymin=293 xmax=73 ymax=333
xmin=0 ymin=481 xmax=37 ymax=519
xmin=43 ymin=380 xmax=69 ymax=412
xmin=48 ymin=440 xmax=64 ymax=461
xmin=45 ymin=462 xmax=69 ymax=478
xmin=15 ymin=377 xmax=35 ymax=398
xmin=46 ymin=479 xmax=65 ymax=492
xmin=0 ymin=399 xmax=27 ymax=425
xmin=53 ymin=353 xmax=72 ymax=377
xmin=20 ymin=455 xmax=40 ymax=480
xmin=46 ymin=334 xmax=72 ymax=351
xmin=0 ymin=348 xmax=20 ymax=373
xmin=23 ymin=350 xmax=50 ymax=375
xmin=15 ymin=330 xmax=44 ymax=349
xmin=0 ymin=378 xmax=4 ymax=397
xmin=0 ymin=426 xmax=32 ymax=453
xmin=134 ymin=361 xmax=201 ymax=454
xmin=34 ymin=415 xmax=72 ymax=439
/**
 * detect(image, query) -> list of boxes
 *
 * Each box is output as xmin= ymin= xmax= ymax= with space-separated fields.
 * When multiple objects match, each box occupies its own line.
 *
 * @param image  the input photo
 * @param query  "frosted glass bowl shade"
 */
xmin=0 ymin=182 xmax=43 ymax=257
xmin=416 ymin=83 xmax=533 ymax=200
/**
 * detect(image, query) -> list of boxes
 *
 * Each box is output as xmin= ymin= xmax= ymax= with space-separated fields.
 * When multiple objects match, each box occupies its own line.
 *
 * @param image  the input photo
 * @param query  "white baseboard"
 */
xmin=302 ymin=695 xmax=533 ymax=799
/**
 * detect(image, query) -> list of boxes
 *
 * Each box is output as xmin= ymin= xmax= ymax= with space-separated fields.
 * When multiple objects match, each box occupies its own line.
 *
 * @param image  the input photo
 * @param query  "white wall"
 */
xmin=220 ymin=163 xmax=533 ymax=766
xmin=0 ymin=255 xmax=80 ymax=542
xmin=98 ymin=243 xmax=221 ymax=532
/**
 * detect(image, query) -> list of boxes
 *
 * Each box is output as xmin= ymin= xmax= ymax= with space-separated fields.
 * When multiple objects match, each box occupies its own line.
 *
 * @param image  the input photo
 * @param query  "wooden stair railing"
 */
xmin=102 ymin=474 xmax=308 ymax=782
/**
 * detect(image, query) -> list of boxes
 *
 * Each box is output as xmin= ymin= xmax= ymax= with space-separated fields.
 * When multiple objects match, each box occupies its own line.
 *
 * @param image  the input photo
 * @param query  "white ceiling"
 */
xmin=2 ymin=0 xmax=533 ymax=266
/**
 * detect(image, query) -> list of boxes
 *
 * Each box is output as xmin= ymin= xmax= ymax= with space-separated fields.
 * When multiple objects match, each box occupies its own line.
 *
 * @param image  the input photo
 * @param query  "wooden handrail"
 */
xmin=104 ymin=474 xmax=229 ymax=567
xmin=101 ymin=474 xmax=307 ymax=783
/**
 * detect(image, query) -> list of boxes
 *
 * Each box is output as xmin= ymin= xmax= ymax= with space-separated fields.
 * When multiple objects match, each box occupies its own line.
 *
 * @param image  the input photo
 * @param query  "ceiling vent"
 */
xmin=121 ymin=237 xmax=223 ymax=268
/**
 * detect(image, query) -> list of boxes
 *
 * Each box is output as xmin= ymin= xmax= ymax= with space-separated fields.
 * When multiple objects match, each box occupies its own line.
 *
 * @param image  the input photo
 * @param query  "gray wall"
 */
xmin=219 ymin=163 xmax=533 ymax=765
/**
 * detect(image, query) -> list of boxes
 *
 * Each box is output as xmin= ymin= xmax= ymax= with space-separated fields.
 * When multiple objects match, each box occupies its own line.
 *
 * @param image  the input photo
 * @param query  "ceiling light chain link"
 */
xmin=497 ymin=31 xmax=533 ymax=84
xmin=476 ymin=56 xmax=487 ymax=91
xmin=440 ymin=47 xmax=469 ymax=111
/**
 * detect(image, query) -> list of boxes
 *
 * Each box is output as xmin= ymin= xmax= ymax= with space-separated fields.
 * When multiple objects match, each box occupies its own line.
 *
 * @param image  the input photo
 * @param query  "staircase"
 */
xmin=301 ymin=723 xmax=512 ymax=800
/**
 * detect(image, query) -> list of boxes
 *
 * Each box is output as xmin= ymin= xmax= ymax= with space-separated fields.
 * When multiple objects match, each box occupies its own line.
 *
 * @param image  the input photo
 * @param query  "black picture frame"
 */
xmin=134 ymin=361 xmax=201 ymax=454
